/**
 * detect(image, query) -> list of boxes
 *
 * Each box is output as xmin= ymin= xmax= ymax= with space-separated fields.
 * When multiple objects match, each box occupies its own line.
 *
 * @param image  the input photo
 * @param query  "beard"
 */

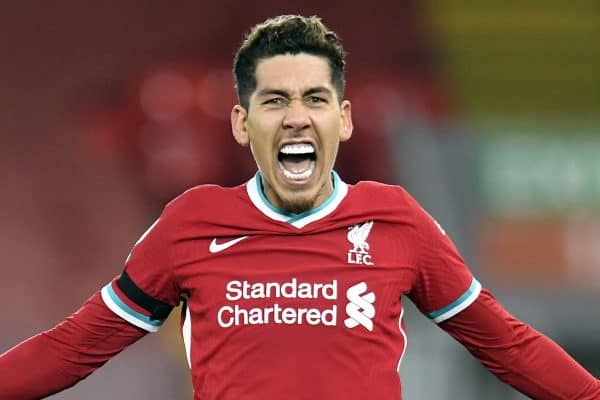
xmin=277 ymin=195 xmax=315 ymax=214
xmin=260 ymin=172 xmax=331 ymax=214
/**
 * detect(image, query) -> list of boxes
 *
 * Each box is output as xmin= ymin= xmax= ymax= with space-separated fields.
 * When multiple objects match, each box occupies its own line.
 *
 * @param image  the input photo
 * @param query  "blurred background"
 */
xmin=1 ymin=1 xmax=598 ymax=398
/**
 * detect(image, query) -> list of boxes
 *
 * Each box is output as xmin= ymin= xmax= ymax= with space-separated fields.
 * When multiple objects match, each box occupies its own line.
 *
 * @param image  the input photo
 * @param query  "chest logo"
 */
xmin=347 ymin=221 xmax=374 ymax=266
xmin=209 ymin=236 xmax=249 ymax=253
xmin=344 ymin=281 xmax=376 ymax=331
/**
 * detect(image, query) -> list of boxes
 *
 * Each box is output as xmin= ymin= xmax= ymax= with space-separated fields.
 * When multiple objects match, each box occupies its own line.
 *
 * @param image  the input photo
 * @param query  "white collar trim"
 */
xmin=246 ymin=171 xmax=348 ymax=229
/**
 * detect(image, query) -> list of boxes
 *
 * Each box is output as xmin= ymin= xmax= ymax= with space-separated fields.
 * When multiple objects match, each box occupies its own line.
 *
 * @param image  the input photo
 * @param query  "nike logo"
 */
xmin=209 ymin=236 xmax=249 ymax=253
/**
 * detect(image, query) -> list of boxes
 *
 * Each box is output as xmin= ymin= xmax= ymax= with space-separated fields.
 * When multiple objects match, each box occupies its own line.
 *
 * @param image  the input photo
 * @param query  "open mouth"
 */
xmin=277 ymin=143 xmax=317 ymax=182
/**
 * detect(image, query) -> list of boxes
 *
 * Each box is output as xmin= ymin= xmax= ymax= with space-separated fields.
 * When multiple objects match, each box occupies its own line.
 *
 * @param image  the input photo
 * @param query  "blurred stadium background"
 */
xmin=1 ymin=1 xmax=598 ymax=398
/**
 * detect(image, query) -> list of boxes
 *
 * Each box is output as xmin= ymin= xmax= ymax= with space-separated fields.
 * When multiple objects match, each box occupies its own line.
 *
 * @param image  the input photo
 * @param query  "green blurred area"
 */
xmin=477 ymin=130 xmax=600 ymax=214
xmin=430 ymin=0 xmax=599 ymax=119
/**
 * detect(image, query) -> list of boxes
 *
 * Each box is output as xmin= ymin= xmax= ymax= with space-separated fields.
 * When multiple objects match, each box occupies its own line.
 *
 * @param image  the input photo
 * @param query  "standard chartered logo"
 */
xmin=344 ymin=282 xmax=376 ymax=331
xmin=217 ymin=279 xmax=376 ymax=331
xmin=217 ymin=279 xmax=337 ymax=328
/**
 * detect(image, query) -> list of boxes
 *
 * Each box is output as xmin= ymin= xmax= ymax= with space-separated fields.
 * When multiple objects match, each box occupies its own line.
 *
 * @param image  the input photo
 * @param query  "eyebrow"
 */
xmin=256 ymin=86 xmax=333 ymax=98
xmin=304 ymin=86 xmax=333 ymax=97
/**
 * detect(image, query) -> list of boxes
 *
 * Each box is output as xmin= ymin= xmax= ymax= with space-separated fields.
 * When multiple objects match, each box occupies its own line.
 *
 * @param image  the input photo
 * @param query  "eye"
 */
xmin=263 ymin=97 xmax=285 ymax=105
xmin=306 ymin=96 xmax=326 ymax=104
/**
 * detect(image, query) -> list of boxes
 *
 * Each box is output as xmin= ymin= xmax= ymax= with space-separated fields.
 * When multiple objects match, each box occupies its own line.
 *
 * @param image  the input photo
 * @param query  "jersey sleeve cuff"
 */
xmin=101 ymin=283 xmax=165 ymax=332
xmin=426 ymin=278 xmax=482 ymax=323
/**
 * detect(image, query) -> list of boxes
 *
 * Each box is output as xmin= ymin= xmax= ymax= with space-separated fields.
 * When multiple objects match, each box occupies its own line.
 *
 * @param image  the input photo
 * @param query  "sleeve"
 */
xmin=0 ymin=292 xmax=146 ymax=400
xmin=406 ymin=199 xmax=481 ymax=323
xmin=440 ymin=289 xmax=600 ymax=399
xmin=101 ymin=205 xmax=181 ymax=333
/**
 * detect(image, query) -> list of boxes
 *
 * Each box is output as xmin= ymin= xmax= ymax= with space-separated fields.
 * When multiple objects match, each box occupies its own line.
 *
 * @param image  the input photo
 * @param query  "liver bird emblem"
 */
xmin=347 ymin=221 xmax=373 ymax=253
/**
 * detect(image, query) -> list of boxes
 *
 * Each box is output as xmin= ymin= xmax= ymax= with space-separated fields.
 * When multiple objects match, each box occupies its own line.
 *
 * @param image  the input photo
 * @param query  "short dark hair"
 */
xmin=233 ymin=15 xmax=346 ymax=110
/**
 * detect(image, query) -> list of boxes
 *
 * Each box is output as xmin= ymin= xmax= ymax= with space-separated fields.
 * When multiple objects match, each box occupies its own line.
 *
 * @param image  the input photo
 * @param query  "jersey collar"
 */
xmin=246 ymin=171 xmax=348 ymax=228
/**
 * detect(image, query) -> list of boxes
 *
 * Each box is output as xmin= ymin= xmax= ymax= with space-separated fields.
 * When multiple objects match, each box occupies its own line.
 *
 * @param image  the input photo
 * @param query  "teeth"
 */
xmin=280 ymin=143 xmax=315 ymax=155
xmin=280 ymin=162 xmax=315 ymax=180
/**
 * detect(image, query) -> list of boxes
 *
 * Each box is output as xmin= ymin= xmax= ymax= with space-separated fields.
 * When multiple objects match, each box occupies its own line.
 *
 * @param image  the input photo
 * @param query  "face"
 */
xmin=231 ymin=53 xmax=353 ymax=214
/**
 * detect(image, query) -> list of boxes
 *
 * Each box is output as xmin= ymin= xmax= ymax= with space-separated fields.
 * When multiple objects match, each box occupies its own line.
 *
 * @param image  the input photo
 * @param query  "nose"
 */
xmin=282 ymin=100 xmax=311 ymax=131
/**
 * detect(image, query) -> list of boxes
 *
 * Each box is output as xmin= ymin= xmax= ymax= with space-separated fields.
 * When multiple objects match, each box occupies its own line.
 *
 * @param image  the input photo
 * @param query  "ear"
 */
xmin=339 ymin=100 xmax=353 ymax=142
xmin=231 ymin=105 xmax=249 ymax=146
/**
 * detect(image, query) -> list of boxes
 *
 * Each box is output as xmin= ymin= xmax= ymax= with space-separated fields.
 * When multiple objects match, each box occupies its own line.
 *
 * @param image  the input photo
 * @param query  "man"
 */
xmin=1 ymin=15 xmax=599 ymax=400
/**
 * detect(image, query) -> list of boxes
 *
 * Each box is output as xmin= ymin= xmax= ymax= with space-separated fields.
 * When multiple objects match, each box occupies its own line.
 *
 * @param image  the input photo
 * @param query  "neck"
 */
xmin=259 ymin=173 xmax=335 ymax=215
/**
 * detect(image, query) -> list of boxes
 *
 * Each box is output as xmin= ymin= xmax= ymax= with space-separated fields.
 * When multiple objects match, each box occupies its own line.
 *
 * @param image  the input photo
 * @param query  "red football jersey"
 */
xmin=101 ymin=172 xmax=480 ymax=399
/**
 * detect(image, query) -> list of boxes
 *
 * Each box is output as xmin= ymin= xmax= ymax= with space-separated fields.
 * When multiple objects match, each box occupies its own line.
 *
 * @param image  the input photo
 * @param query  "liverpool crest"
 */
xmin=347 ymin=221 xmax=374 ymax=266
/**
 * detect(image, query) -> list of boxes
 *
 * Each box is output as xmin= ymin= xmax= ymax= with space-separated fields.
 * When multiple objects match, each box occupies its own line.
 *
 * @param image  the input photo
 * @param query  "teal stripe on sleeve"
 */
xmin=106 ymin=283 xmax=163 ymax=327
xmin=427 ymin=278 xmax=480 ymax=321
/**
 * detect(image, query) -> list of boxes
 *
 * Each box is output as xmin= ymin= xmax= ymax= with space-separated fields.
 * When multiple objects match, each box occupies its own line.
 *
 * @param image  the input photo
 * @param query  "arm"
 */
xmin=440 ymin=288 xmax=600 ymax=400
xmin=398 ymin=189 xmax=600 ymax=398
xmin=0 ymin=201 xmax=183 ymax=400
xmin=0 ymin=292 xmax=146 ymax=400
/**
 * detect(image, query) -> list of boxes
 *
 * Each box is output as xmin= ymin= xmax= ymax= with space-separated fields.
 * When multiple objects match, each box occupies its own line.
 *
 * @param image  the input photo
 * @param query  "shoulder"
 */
xmin=161 ymin=184 xmax=217 ymax=215
xmin=345 ymin=180 xmax=434 ymax=230
xmin=349 ymin=180 xmax=419 ymax=209
xmin=169 ymin=183 xmax=241 ymax=205
xmin=161 ymin=183 xmax=248 ymax=222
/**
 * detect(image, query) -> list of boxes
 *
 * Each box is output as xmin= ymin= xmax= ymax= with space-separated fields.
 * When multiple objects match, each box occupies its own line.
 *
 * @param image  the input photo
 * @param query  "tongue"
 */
xmin=281 ymin=157 xmax=312 ymax=174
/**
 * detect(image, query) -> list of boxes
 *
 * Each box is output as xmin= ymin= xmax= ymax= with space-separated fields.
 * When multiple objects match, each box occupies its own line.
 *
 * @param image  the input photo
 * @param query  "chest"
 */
xmin=176 ymin=222 xmax=417 ymax=320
